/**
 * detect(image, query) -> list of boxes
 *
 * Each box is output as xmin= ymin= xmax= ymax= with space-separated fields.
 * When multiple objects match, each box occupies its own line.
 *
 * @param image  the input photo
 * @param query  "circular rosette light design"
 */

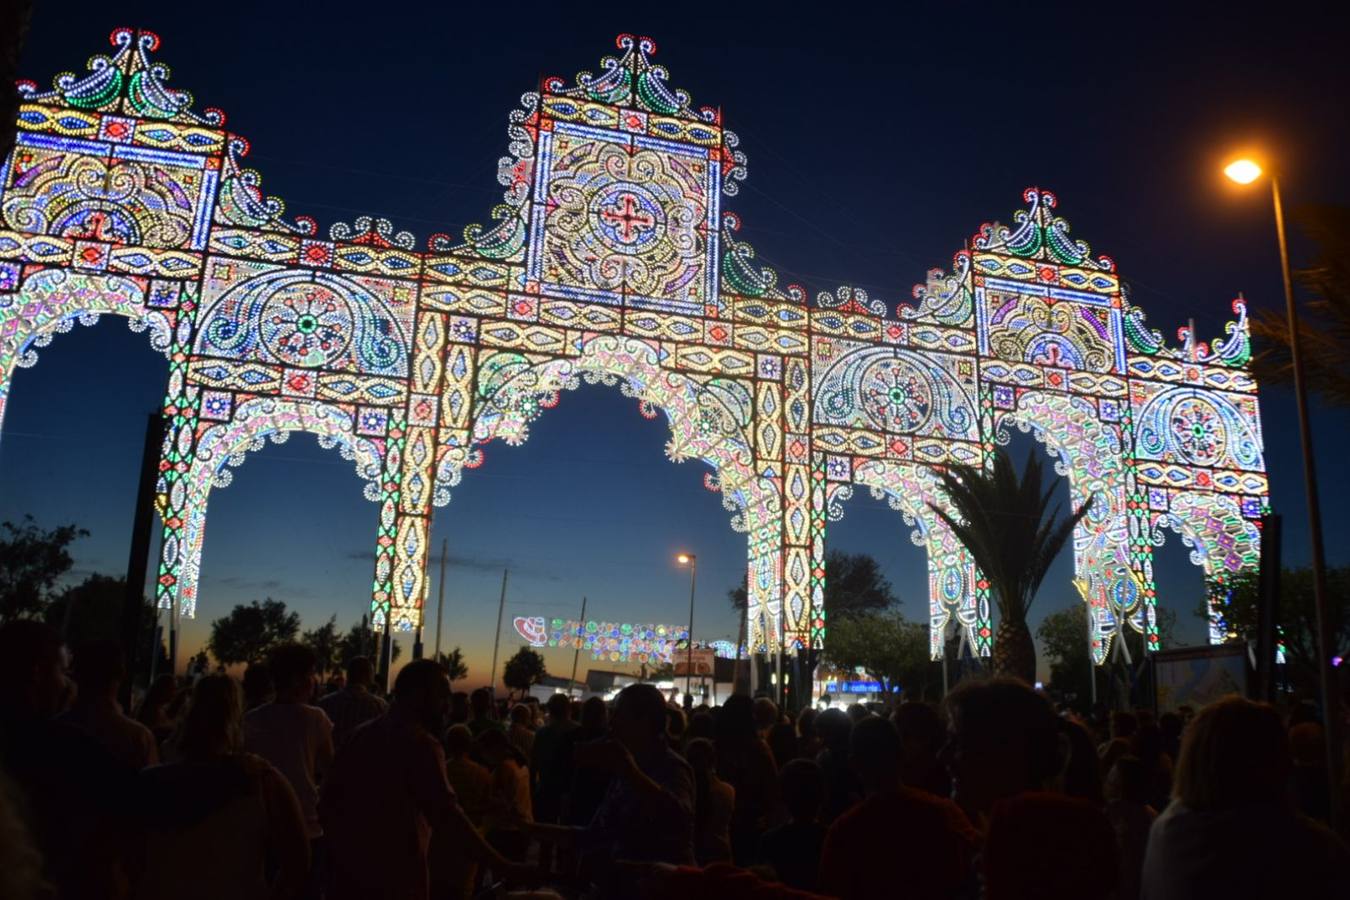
xmin=813 ymin=347 xmax=976 ymax=439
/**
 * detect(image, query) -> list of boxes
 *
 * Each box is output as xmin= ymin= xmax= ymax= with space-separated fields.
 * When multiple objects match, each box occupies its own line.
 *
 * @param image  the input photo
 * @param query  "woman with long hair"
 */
xmin=1141 ymin=696 xmax=1349 ymax=899
xmin=714 ymin=695 xmax=780 ymax=864
xmin=131 ymin=674 xmax=310 ymax=900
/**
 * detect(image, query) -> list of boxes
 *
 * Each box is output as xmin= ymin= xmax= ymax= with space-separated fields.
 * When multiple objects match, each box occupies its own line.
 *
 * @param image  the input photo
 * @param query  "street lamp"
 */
xmin=676 ymin=553 xmax=697 ymax=703
xmin=1225 ymin=156 xmax=1342 ymax=827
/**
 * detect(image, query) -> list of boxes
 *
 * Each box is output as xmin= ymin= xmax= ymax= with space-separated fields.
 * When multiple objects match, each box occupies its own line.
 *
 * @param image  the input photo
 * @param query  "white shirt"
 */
xmin=244 ymin=701 xmax=333 ymax=838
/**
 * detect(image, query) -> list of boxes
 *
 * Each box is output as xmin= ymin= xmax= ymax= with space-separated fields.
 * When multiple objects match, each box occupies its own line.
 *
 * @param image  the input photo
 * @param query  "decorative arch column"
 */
xmin=157 ymin=397 xmax=384 ymax=620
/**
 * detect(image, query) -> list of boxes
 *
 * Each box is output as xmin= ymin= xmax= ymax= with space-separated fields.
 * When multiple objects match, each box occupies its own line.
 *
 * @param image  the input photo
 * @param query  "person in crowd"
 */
xmin=318 ymin=656 xmax=387 ymax=751
xmin=507 ymin=702 xmax=536 ymax=759
xmin=666 ymin=705 xmax=687 ymax=751
xmin=891 ymin=701 xmax=949 ymax=799
xmin=529 ymin=684 xmax=695 ymax=897
xmin=1288 ymin=720 xmax=1331 ymax=822
xmin=844 ymin=703 xmax=870 ymax=724
xmin=795 ymin=708 xmax=821 ymax=759
xmin=813 ymin=708 xmax=859 ymax=825
xmin=564 ymin=696 xmax=611 ymax=826
xmin=942 ymin=677 xmax=1064 ymax=827
xmin=715 ymin=694 xmax=781 ymax=863
xmin=982 ymin=791 xmax=1119 ymax=900
xmin=479 ymin=726 xmax=533 ymax=860
xmin=819 ymin=716 xmax=978 ymax=900
xmin=768 ymin=721 xmax=799 ymax=769
xmin=686 ymin=737 xmax=735 ymax=864
xmin=430 ymin=724 xmax=493 ymax=900
xmin=757 ymin=758 xmax=826 ymax=892
xmin=131 ymin=674 xmax=310 ymax=900
xmin=136 ymin=674 xmax=180 ymax=747
xmin=753 ymin=696 xmax=779 ymax=737
xmin=467 ymin=686 xmax=502 ymax=738
xmin=531 ymin=693 xmax=579 ymax=825
xmin=687 ymin=709 xmax=715 ymax=742
xmin=1129 ymin=717 xmax=1173 ymax=811
xmin=1105 ymin=756 xmax=1156 ymax=900
xmin=1141 ymin=696 xmax=1350 ymax=899
xmin=58 ymin=638 xmax=158 ymax=769
xmin=0 ymin=772 xmax=47 ymax=900
xmin=1 ymin=619 xmax=139 ymax=899
xmin=244 ymin=641 xmax=334 ymax=890
xmin=320 ymin=659 xmax=526 ymax=899
xmin=448 ymin=690 xmax=470 ymax=727
xmin=1157 ymin=711 xmax=1183 ymax=762
xmin=1055 ymin=716 xmax=1105 ymax=807
xmin=242 ymin=661 xmax=274 ymax=711
xmin=1098 ymin=709 xmax=1137 ymax=772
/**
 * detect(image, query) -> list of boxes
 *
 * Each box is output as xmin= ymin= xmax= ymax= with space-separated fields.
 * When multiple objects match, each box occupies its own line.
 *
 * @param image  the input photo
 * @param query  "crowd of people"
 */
xmin=1 ymin=617 xmax=1347 ymax=899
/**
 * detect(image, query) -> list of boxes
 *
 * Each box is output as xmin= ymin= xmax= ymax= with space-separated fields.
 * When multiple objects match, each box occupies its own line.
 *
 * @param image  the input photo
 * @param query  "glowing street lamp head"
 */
xmin=676 ymin=553 xmax=695 ymax=566
xmin=1224 ymin=159 xmax=1263 ymax=185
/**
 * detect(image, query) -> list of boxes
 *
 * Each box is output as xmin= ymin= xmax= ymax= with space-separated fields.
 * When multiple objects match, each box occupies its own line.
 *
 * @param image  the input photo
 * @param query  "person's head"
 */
xmin=943 ymin=678 xmax=1061 ymax=819
xmin=1105 ymin=755 xmax=1151 ymax=806
xmin=685 ymin=736 xmax=716 ymax=774
xmin=779 ymin=758 xmax=825 ymax=823
xmin=687 ymin=710 xmax=714 ymax=742
xmin=665 ymin=705 xmax=687 ymax=744
xmin=444 ymin=724 xmax=474 ymax=759
xmin=893 ymin=701 xmax=944 ymax=769
xmin=768 ymin=721 xmax=798 ymax=767
xmin=797 ymin=707 xmax=818 ymax=741
xmin=1172 ymin=696 xmax=1289 ymax=811
xmin=611 ymin=683 xmax=668 ymax=753
xmin=1129 ymin=720 xmax=1164 ymax=768
xmin=815 ymin=707 xmax=853 ymax=754
xmin=846 ymin=702 xmax=870 ymax=724
xmin=0 ymin=619 xmax=66 ymax=718
xmin=1109 ymin=710 xmax=1138 ymax=741
xmin=267 ymin=643 xmax=318 ymax=702
xmin=449 ymin=691 xmax=469 ymax=724
xmin=140 ymin=674 xmax=177 ymax=715
xmin=241 ymin=661 xmax=274 ymax=708
xmin=850 ymin=715 xmax=903 ymax=794
xmin=477 ymin=725 xmax=524 ymax=766
xmin=715 ymin=694 xmax=758 ymax=747
xmin=1289 ymin=721 xmax=1324 ymax=767
xmin=753 ymin=696 xmax=779 ymax=732
xmin=545 ymin=693 xmax=571 ymax=723
xmin=580 ymin=695 xmax=606 ymax=732
xmin=1054 ymin=717 xmax=1104 ymax=807
xmin=470 ymin=686 xmax=492 ymax=718
xmin=345 ymin=656 xmax=375 ymax=689
xmin=510 ymin=703 xmax=532 ymax=727
xmin=177 ymin=674 xmax=244 ymax=760
xmin=393 ymin=658 xmax=452 ymax=733
xmin=70 ymin=639 xmax=126 ymax=701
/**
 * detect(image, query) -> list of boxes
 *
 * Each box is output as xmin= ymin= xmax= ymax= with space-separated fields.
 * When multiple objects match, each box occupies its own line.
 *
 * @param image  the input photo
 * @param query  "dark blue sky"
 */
xmin=5 ymin=3 xmax=1348 ymax=683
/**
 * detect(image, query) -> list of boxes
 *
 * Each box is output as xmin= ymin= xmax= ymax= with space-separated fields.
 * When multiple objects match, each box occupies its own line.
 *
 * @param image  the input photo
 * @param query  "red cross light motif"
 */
xmin=599 ymin=192 xmax=655 ymax=243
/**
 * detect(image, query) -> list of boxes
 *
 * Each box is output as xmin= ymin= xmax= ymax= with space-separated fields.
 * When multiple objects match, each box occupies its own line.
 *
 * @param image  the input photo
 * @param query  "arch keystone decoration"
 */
xmin=0 ymin=31 xmax=1267 ymax=659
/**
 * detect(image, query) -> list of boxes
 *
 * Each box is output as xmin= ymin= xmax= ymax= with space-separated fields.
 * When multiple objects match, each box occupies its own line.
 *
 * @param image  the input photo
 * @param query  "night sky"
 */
xmin=5 ymin=3 xmax=1348 ymax=686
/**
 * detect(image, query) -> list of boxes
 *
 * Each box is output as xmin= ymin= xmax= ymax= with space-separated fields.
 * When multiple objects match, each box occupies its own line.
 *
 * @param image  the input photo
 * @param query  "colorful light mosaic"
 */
xmin=0 ymin=30 xmax=1268 ymax=659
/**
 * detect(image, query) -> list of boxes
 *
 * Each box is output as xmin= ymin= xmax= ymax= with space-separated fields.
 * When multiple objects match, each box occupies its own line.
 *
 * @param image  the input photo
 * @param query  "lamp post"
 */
xmin=677 ymin=553 xmax=697 ymax=703
xmin=1225 ymin=157 xmax=1342 ymax=827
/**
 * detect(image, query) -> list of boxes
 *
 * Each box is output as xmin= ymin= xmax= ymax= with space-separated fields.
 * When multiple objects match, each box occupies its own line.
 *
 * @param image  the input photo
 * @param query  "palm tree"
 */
xmin=929 ymin=449 xmax=1093 ymax=684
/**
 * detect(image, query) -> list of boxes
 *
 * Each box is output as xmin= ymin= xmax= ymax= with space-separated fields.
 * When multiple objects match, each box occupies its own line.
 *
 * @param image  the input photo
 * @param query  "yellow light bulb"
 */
xmin=1224 ymin=159 xmax=1263 ymax=185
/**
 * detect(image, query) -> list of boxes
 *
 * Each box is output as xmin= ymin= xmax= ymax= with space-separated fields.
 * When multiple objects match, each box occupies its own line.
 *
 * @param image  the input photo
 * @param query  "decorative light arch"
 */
xmin=0 ymin=30 xmax=1268 ymax=664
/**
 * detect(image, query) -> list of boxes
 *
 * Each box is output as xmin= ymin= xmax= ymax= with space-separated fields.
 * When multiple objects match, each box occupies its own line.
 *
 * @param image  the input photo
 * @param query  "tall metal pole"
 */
xmin=1087 ymin=604 xmax=1098 ymax=708
xmin=686 ymin=560 xmax=697 ymax=702
xmin=489 ymin=568 xmax=509 ymax=696
xmin=433 ymin=538 xmax=448 ymax=661
xmin=569 ymin=596 xmax=587 ymax=698
xmin=1271 ymin=176 xmax=1342 ymax=826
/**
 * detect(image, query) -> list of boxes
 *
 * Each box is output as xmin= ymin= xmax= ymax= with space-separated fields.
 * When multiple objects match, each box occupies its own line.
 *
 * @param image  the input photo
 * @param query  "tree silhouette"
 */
xmin=435 ymin=647 xmax=468 ymax=685
xmin=502 ymin=646 xmax=547 ymax=697
xmin=207 ymin=599 xmax=300 ymax=666
xmin=0 ymin=515 xmax=87 ymax=622
xmin=44 ymin=574 xmax=168 ymax=674
xmin=336 ymin=620 xmax=401 ymax=666
xmin=931 ymin=449 xmax=1093 ymax=683
xmin=728 ymin=550 xmax=898 ymax=620
xmin=302 ymin=615 xmax=342 ymax=676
